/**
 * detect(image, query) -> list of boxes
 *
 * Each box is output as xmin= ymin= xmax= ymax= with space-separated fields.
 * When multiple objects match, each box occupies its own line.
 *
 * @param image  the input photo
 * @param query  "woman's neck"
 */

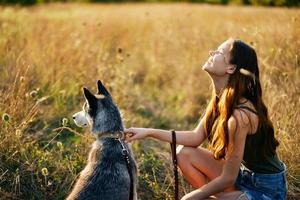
xmin=211 ymin=75 xmax=229 ymax=97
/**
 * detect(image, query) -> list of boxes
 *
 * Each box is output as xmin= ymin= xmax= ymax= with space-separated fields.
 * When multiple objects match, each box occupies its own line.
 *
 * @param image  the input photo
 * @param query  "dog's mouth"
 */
xmin=77 ymin=122 xmax=88 ymax=127
xmin=73 ymin=120 xmax=88 ymax=128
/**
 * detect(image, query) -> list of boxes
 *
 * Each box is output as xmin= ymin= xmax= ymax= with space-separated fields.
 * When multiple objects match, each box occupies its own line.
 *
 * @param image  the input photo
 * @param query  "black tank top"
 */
xmin=235 ymin=105 xmax=284 ymax=174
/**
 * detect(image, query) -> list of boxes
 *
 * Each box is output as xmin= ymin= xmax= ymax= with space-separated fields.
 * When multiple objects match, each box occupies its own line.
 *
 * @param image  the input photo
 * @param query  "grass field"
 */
xmin=0 ymin=3 xmax=299 ymax=199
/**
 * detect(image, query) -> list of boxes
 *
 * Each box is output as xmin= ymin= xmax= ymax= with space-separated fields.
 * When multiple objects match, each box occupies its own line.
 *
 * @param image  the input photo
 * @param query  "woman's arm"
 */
xmin=181 ymin=110 xmax=250 ymax=200
xmin=125 ymin=116 xmax=207 ymax=147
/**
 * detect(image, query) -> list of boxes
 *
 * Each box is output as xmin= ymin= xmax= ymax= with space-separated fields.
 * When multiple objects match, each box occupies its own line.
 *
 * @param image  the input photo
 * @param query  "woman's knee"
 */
xmin=176 ymin=145 xmax=197 ymax=162
xmin=176 ymin=146 xmax=195 ymax=171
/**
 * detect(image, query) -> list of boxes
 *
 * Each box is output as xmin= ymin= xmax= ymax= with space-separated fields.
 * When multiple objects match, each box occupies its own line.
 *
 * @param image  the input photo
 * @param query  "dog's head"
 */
xmin=72 ymin=80 xmax=123 ymax=135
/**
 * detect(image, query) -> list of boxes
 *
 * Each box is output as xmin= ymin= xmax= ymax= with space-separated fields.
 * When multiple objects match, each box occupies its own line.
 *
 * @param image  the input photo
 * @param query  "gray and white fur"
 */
xmin=68 ymin=80 xmax=137 ymax=200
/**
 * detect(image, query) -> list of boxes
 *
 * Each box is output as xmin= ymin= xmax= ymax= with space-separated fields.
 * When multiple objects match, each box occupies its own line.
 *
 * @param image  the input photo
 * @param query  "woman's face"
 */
xmin=202 ymin=39 xmax=234 ymax=77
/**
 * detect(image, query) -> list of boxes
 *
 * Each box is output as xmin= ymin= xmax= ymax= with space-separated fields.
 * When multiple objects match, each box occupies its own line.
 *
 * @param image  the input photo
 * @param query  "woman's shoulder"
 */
xmin=231 ymin=98 xmax=259 ymax=135
xmin=229 ymin=110 xmax=250 ymax=132
xmin=235 ymin=98 xmax=258 ymax=115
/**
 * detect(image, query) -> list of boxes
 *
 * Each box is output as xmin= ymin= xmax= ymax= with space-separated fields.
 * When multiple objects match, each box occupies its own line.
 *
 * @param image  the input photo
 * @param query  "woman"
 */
xmin=125 ymin=38 xmax=287 ymax=200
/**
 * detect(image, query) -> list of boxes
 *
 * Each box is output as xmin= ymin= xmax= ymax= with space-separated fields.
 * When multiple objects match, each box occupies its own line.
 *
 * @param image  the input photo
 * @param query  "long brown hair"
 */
xmin=204 ymin=39 xmax=279 ymax=160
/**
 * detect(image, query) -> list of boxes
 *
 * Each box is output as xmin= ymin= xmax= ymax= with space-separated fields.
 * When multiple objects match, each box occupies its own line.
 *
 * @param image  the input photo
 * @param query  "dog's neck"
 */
xmin=95 ymin=131 xmax=125 ymax=140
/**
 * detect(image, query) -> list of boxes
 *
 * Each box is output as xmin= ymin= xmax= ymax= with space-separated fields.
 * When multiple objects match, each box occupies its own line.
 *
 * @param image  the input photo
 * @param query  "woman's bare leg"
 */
xmin=176 ymin=145 xmax=225 ymax=188
xmin=176 ymin=145 xmax=237 ymax=192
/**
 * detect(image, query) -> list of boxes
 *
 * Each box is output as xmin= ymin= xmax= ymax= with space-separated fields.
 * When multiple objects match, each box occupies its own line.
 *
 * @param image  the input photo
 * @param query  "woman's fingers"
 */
xmin=124 ymin=128 xmax=132 ymax=133
xmin=124 ymin=132 xmax=133 ymax=141
xmin=124 ymin=128 xmax=136 ymax=143
xmin=125 ymin=134 xmax=137 ymax=143
xmin=124 ymin=127 xmax=148 ymax=143
xmin=124 ymin=127 xmax=136 ymax=134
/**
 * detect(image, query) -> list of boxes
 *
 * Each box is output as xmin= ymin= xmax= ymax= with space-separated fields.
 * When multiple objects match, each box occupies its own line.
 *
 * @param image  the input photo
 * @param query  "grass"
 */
xmin=0 ymin=3 xmax=299 ymax=199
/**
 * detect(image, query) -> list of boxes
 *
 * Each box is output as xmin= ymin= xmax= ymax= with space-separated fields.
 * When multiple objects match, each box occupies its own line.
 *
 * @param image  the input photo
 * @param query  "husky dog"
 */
xmin=68 ymin=80 xmax=137 ymax=200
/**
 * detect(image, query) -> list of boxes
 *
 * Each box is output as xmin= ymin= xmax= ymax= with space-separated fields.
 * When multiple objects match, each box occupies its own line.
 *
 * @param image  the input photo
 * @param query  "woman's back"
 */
xmin=235 ymin=104 xmax=284 ymax=174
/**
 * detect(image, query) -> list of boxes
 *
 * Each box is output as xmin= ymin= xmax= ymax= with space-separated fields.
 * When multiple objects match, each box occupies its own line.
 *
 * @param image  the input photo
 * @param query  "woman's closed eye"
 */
xmin=209 ymin=49 xmax=229 ymax=64
xmin=209 ymin=50 xmax=223 ymax=57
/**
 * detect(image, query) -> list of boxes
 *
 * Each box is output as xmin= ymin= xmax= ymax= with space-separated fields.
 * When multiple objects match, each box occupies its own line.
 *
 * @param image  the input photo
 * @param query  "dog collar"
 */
xmin=96 ymin=131 xmax=125 ymax=140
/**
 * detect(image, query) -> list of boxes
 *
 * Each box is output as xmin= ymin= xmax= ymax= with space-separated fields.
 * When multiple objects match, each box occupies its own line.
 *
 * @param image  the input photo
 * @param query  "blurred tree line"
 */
xmin=0 ymin=0 xmax=299 ymax=6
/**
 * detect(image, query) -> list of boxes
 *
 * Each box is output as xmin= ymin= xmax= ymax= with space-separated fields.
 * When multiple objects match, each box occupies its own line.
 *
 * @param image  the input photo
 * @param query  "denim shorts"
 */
xmin=234 ymin=162 xmax=288 ymax=200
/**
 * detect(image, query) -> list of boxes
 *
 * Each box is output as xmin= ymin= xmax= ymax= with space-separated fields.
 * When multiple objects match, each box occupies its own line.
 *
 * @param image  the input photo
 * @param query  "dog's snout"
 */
xmin=72 ymin=111 xmax=90 ymax=127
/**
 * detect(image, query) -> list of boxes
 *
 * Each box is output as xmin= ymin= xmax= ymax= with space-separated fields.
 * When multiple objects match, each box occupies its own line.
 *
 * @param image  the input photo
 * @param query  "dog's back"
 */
xmin=69 ymin=81 xmax=137 ymax=200
xmin=67 ymin=139 xmax=137 ymax=200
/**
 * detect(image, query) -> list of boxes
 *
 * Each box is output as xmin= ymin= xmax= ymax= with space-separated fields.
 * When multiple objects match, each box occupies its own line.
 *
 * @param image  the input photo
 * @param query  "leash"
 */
xmin=170 ymin=130 xmax=179 ymax=200
xmin=97 ymin=131 xmax=134 ymax=200
xmin=118 ymin=138 xmax=134 ymax=200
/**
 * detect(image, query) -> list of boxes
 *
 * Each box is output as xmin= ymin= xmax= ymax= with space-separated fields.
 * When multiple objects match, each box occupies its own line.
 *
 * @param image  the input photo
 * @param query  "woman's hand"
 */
xmin=181 ymin=195 xmax=194 ymax=200
xmin=181 ymin=193 xmax=198 ymax=200
xmin=124 ymin=127 xmax=150 ymax=143
xmin=180 ymin=189 xmax=211 ymax=200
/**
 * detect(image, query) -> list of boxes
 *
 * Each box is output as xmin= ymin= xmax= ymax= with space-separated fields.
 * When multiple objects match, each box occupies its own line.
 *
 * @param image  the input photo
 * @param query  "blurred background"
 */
xmin=0 ymin=0 xmax=299 ymax=199
xmin=1 ymin=0 xmax=300 ymax=7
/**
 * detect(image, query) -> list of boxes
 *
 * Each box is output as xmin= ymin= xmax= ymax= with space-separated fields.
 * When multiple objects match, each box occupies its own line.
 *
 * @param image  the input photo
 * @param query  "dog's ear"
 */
xmin=83 ymin=87 xmax=97 ymax=107
xmin=97 ymin=80 xmax=111 ymax=96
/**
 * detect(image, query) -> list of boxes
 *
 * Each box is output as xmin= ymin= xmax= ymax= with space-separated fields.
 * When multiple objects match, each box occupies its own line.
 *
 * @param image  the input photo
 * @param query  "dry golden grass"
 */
xmin=0 ymin=3 xmax=299 ymax=199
